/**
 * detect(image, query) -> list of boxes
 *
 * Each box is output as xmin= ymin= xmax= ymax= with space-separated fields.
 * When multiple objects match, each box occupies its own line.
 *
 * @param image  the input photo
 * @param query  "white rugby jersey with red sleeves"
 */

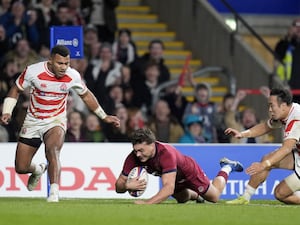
xmin=16 ymin=61 xmax=87 ymax=120
xmin=268 ymin=103 xmax=300 ymax=143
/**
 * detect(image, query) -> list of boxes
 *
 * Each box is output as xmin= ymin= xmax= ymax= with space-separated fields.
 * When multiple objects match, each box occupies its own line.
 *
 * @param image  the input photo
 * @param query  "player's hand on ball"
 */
xmin=126 ymin=167 xmax=148 ymax=197
xmin=126 ymin=177 xmax=147 ymax=192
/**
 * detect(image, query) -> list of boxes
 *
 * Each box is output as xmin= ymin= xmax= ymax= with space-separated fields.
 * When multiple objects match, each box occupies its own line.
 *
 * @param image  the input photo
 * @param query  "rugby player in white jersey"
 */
xmin=225 ymin=88 xmax=300 ymax=204
xmin=1 ymin=45 xmax=120 ymax=202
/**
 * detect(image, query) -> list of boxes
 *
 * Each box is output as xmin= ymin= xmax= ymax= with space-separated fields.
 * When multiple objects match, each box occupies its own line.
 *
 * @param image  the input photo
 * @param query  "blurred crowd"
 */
xmin=0 ymin=0 xmax=276 ymax=143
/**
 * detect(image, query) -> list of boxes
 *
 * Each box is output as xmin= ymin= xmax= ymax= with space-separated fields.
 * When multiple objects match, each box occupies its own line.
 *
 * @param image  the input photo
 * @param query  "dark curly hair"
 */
xmin=130 ymin=128 xmax=156 ymax=145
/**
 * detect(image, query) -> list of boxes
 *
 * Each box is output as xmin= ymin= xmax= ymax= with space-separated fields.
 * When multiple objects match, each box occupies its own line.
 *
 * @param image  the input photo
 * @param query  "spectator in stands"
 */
xmin=37 ymin=44 xmax=51 ymax=61
xmin=0 ymin=58 xmax=19 ymax=141
xmin=274 ymin=18 xmax=300 ymax=102
xmin=0 ymin=124 xmax=9 ymax=142
xmin=162 ymin=84 xmax=188 ymax=126
xmin=130 ymin=39 xmax=170 ymax=87
xmin=131 ymin=62 xmax=160 ymax=116
xmin=127 ymin=107 xmax=147 ymax=134
xmin=183 ymin=82 xmax=218 ymax=143
xmin=214 ymin=93 xmax=235 ymax=143
xmin=119 ymin=65 xmax=131 ymax=87
xmin=84 ymin=42 xmax=122 ymax=114
xmin=0 ymin=0 xmax=12 ymax=17
xmin=86 ymin=113 xmax=105 ymax=142
xmin=179 ymin=114 xmax=206 ymax=143
xmin=105 ymin=103 xmax=130 ymax=142
xmin=66 ymin=0 xmax=85 ymax=25
xmin=108 ymin=84 xmax=124 ymax=107
xmin=225 ymin=90 xmax=272 ymax=143
xmin=65 ymin=111 xmax=91 ymax=142
xmin=118 ymin=65 xmax=136 ymax=109
xmin=0 ymin=0 xmax=39 ymax=49
xmin=34 ymin=0 xmax=56 ymax=48
xmin=82 ymin=0 xmax=119 ymax=44
xmin=83 ymin=24 xmax=101 ymax=60
xmin=4 ymin=38 xmax=39 ymax=72
xmin=70 ymin=58 xmax=88 ymax=78
xmin=112 ymin=28 xmax=137 ymax=65
xmin=0 ymin=58 xmax=19 ymax=103
xmin=0 ymin=24 xmax=9 ymax=62
xmin=0 ymin=67 xmax=8 ymax=103
xmin=122 ymin=86 xmax=135 ymax=109
xmin=148 ymin=99 xmax=184 ymax=143
xmin=50 ymin=2 xmax=73 ymax=26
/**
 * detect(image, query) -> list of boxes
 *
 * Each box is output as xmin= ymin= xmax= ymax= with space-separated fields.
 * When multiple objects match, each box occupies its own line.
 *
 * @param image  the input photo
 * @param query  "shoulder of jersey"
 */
xmin=27 ymin=61 xmax=46 ymax=70
xmin=67 ymin=66 xmax=81 ymax=77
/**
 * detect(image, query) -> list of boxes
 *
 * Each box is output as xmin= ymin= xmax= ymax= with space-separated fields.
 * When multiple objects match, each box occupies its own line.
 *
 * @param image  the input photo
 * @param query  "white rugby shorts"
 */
xmin=19 ymin=114 xmax=67 ymax=140
xmin=284 ymin=149 xmax=300 ymax=192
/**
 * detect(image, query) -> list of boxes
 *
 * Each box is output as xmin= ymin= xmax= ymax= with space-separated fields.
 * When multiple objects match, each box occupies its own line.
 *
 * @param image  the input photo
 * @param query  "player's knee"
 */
xmin=176 ymin=199 xmax=188 ymax=203
xmin=208 ymin=197 xmax=218 ymax=203
xmin=15 ymin=165 xmax=28 ymax=174
xmin=175 ymin=196 xmax=189 ymax=203
xmin=203 ymin=195 xmax=218 ymax=203
xmin=46 ymin=148 xmax=60 ymax=160
xmin=274 ymin=185 xmax=285 ymax=202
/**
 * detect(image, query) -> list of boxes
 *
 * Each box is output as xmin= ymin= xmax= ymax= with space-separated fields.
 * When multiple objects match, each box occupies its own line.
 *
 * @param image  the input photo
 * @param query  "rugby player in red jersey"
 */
xmin=115 ymin=128 xmax=243 ymax=204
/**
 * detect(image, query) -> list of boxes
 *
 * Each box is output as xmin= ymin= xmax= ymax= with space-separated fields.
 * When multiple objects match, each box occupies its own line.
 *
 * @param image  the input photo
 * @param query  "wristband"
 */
xmin=2 ymin=97 xmax=17 ymax=115
xmin=241 ymin=129 xmax=251 ymax=138
xmin=264 ymin=160 xmax=271 ymax=167
xmin=94 ymin=106 xmax=107 ymax=120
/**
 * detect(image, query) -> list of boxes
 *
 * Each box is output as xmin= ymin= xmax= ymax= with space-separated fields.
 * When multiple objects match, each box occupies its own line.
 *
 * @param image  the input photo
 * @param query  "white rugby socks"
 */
xmin=242 ymin=184 xmax=256 ymax=201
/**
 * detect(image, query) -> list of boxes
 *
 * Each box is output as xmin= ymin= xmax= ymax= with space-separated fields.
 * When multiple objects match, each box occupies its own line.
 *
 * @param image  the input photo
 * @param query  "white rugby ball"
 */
xmin=127 ymin=166 xmax=148 ymax=197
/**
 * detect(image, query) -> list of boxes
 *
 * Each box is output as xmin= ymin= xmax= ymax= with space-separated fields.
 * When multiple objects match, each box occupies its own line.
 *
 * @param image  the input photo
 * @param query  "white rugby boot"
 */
xmin=27 ymin=163 xmax=47 ymax=191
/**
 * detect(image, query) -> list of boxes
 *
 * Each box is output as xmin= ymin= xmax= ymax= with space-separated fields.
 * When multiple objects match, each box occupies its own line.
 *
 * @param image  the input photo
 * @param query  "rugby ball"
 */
xmin=127 ymin=166 xmax=148 ymax=197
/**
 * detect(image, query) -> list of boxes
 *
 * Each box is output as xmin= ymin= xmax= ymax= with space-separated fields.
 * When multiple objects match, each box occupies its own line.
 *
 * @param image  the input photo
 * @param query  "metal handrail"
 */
xmin=220 ymin=0 xmax=287 ymax=87
xmin=220 ymin=0 xmax=283 ymax=64
xmin=152 ymin=66 xmax=236 ymax=107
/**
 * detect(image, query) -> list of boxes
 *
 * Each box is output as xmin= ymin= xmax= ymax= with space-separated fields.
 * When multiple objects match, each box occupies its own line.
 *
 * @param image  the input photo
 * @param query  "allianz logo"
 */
xmin=56 ymin=38 xmax=79 ymax=47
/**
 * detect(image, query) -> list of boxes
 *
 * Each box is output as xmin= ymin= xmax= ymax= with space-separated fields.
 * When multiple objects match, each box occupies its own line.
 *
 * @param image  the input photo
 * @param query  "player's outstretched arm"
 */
xmin=246 ymin=138 xmax=296 ymax=175
xmin=115 ymin=174 xmax=128 ymax=193
xmin=135 ymin=172 xmax=176 ymax=205
xmin=224 ymin=128 xmax=243 ymax=139
xmin=1 ymin=85 xmax=21 ymax=125
xmin=80 ymin=89 xmax=120 ymax=127
xmin=225 ymin=121 xmax=271 ymax=139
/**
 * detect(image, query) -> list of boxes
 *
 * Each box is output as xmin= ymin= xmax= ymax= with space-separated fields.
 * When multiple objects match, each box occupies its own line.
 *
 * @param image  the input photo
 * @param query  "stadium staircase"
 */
xmin=117 ymin=0 xmax=228 ymax=103
xmin=242 ymin=34 xmax=279 ymax=69
xmin=228 ymin=15 xmax=296 ymax=70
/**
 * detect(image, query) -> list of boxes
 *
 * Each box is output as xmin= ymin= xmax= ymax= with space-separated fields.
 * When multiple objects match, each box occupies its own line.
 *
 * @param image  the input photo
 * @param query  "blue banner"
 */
xmin=50 ymin=26 xmax=84 ymax=59
xmin=172 ymin=144 xmax=290 ymax=200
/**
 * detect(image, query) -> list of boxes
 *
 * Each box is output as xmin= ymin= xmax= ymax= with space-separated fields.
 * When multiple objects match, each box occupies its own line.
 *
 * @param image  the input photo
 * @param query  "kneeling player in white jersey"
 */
xmin=225 ymin=88 xmax=300 ymax=204
xmin=1 ymin=45 xmax=120 ymax=202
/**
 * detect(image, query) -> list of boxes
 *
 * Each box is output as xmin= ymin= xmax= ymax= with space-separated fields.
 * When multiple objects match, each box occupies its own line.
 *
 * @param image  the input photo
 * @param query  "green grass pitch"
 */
xmin=0 ymin=198 xmax=298 ymax=225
